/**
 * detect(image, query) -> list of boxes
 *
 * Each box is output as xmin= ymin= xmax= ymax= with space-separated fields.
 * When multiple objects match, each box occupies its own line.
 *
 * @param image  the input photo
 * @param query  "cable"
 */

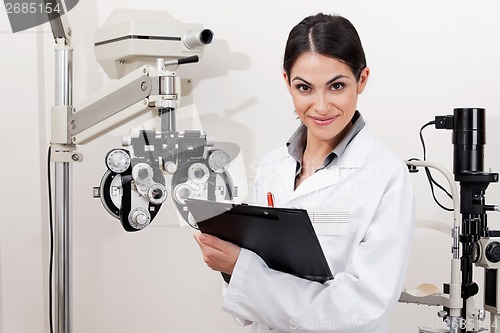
xmin=47 ymin=147 xmax=54 ymax=333
xmin=418 ymin=121 xmax=453 ymax=212
xmin=419 ymin=121 xmax=434 ymax=161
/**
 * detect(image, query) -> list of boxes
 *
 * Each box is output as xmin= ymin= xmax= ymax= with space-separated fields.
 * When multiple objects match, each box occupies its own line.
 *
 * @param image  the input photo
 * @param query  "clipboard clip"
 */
xmin=227 ymin=205 xmax=279 ymax=220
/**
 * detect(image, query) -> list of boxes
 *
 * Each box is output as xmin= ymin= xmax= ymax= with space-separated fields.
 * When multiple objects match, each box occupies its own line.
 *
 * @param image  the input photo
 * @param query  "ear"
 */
xmin=357 ymin=67 xmax=370 ymax=94
xmin=283 ymin=72 xmax=292 ymax=94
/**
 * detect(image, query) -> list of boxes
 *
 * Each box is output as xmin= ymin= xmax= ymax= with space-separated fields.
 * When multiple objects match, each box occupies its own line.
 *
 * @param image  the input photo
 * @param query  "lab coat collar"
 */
xmin=336 ymin=125 xmax=374 ymax=169
xmin=278 ymin=125 xmax=375 ymax=201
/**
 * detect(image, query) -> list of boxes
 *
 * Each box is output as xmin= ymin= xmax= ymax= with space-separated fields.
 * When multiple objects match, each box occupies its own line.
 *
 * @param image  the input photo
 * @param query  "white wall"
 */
xmin=1 ymin=0 xmax=500 ymax=332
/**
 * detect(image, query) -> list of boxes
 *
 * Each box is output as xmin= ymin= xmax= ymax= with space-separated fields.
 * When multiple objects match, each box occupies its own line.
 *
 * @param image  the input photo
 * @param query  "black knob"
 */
xmin=485 ymin=241 xmax=500 ymax=263
xmin=462 ymin=283 xmax=479 ymax=299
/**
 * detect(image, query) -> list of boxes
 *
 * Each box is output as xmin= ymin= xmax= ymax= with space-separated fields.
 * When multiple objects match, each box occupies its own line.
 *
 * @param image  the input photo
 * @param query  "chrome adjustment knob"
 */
xmin=128 ymin=207 xmax=151 ymax=230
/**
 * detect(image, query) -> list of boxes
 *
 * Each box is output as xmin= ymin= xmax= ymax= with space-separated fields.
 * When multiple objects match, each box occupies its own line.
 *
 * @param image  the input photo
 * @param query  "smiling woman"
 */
xmin=281 ymin=14 xmax=370 ymax=188
xmin=194 ymin=13 xmax=416 ymax=333
xmin=284 ymin=53 xmax=370 ymax=185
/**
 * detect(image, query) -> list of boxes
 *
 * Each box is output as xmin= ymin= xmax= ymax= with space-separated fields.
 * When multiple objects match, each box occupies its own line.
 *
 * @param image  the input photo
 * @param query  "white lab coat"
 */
xmin=221 ymin=125 xmax=416 ymax=333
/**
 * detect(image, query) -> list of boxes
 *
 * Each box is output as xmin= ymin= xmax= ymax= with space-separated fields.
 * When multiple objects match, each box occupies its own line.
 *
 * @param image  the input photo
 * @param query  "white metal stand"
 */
xmin=53 ymin=38 xmax=73 ymax=333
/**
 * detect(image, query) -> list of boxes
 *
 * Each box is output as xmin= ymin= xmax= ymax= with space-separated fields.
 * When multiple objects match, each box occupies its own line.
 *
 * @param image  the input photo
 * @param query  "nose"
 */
xmin=314 ymin=93 xmax=330 ymax=115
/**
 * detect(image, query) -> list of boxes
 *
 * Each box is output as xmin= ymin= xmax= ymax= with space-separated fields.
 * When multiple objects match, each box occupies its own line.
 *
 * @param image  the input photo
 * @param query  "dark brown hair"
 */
xmin=283 ymin=13 xmax=367 ymax=81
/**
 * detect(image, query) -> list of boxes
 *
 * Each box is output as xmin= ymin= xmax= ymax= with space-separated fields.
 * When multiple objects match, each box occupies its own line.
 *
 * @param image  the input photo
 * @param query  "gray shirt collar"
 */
xmin=286 ymin=111 xmax=365 ymax=175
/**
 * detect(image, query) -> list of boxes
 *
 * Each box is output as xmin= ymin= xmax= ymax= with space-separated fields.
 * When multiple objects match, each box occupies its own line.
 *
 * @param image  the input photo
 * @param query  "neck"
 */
xmin=296 ymin=122 xmax=353 ymax=189
xmin=300 ymin=134 xmax=336 ymax=178
xmin=304 ymin=121 xmax=352 ymax=159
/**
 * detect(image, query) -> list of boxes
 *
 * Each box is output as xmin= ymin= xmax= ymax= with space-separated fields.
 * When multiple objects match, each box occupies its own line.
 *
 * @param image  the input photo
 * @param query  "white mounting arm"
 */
xmin=66 ymin=63 xmax=183 ymax=145
xmin=54 ymin=7 xmax=212 ymax=146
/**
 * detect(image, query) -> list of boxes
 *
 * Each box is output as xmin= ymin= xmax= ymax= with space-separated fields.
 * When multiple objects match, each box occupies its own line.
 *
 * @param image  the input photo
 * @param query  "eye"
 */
xmin=295 ymin=84 xmax=311 ymax=93
xmin=330 ymin=82 xmax=345 ymax=91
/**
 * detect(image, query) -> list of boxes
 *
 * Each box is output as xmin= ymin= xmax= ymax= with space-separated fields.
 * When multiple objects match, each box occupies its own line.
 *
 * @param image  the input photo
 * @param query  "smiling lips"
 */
xmin=309 ymin=115 xmax=338 ymax=126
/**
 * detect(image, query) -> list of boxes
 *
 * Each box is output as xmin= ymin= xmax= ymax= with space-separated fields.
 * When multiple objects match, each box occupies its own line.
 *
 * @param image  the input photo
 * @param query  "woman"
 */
xmin=194 ymin=13 xmax=415 ymax=333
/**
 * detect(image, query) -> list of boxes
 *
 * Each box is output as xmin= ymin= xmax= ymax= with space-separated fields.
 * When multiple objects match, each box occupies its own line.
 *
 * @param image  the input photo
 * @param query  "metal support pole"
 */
xmin=54 ymin=163 xmax=71 ymax=333
xmin=53 ymin=38 xmax=73 ymax=333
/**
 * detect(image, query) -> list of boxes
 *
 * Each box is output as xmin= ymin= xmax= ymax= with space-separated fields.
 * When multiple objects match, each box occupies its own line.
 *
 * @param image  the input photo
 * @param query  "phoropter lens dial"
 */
xmin=106 ymin=149 xmax=131 ymax=173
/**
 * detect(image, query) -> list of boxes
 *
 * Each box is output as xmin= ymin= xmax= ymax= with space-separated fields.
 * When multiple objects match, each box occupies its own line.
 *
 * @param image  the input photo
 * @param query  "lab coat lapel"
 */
xmin=336 ymin=125 xmax=374 ymax=169
xmin=278 ymin=156 xmax=297 ymax=195
xmin=289 ymin=167 xmax=340 ymax=201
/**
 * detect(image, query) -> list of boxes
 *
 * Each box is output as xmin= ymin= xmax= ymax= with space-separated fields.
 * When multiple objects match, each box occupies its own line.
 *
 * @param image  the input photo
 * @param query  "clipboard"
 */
xmin=186 ymin=198 xmax=333 ymax=283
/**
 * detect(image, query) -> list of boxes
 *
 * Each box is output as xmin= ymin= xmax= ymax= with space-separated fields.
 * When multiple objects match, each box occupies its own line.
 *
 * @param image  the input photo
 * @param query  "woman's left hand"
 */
xmin=193 ymin=231 xmax=241 ymax=275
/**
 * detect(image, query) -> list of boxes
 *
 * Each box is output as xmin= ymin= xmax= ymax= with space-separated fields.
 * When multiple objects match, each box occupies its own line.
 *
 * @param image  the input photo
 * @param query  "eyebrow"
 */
xmin=292 ymin=74 xmax=349 ymax=87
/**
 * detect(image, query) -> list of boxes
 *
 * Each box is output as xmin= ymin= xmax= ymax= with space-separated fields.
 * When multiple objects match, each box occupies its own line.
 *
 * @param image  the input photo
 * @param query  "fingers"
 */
xmin=193 ymin=232 xmax=222 ymax=267
xmin=193 ymin=231 xmax=204 ymax=246
xmin=194 ymin=232 xmax=229 ymax=253
xmin=193 ymin=232 xmax=241 ymax=275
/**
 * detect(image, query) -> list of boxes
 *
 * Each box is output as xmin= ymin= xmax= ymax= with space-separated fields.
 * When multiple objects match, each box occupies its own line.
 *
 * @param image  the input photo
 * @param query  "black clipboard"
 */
xmin=186 ymin=198 xmax=333 ymax=283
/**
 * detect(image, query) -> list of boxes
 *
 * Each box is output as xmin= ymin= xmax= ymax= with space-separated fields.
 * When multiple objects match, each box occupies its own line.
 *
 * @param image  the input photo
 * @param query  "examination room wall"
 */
xmin=1 ymin=1 xmax=500 ymax=332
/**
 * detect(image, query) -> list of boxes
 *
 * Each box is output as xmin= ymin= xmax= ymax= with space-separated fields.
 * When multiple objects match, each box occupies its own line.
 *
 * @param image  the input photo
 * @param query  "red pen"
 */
xmin=267 ymin=192 xmax=275 ymax=207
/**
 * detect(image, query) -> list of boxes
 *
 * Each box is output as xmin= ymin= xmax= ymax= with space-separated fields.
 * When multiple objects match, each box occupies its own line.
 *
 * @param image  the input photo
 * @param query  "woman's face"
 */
xmin=284 ymin=52 xmax=369 ymax=147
